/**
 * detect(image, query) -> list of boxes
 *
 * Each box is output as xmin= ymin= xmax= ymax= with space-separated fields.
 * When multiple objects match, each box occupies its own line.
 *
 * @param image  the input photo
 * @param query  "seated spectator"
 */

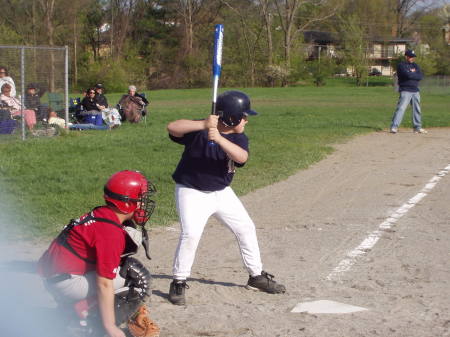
xmin=94 ymin=83 xmax=121 ymax=128
xmin=93 ymin=83 xmax=108 ymax=107
xmin=47 ymin=109 xmax=71 ymax=128
xmin=0 ymin=101 xmax=17 ymax=134
xmin=128 ymin=85 xmax=149 ymax=105
xmin=0 ymin=83 xmax=36 ymax=130
xmin=0 ymin=66 xmax=16 ymax=97
xmin=118 ymin=85 xmax=148 ymax=123
xmin=24 ymin=84 xmax=40 ymax=110
xmin=25 ymin=83 xmax=49 ymax=121
xmin=80 ymin=88 xmax=101 ymax=115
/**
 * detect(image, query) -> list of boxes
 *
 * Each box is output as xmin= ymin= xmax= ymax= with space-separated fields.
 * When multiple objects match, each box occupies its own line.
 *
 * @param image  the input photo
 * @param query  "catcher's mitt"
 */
xmin=127 ymin=305 xmax=160 ymax=337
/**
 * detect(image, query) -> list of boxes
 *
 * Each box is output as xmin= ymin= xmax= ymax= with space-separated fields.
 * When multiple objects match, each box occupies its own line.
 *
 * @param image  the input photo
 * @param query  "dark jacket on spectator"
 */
xmin=25 ymin=93 xmax=40 ymax=110
xmin=95 ymin=93 xmax=108 ymax=108
xmin=397 ymin=61 xmax=423 ymax=92
xmin=135 ymin=93 xmax=149 ymax=105
xmin=81 ymin=96 xmax=100 ymax=112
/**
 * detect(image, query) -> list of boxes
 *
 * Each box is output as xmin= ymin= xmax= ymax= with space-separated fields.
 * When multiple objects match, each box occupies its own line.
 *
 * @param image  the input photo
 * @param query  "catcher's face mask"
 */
xmin=133 ymin=181 xmax=156 ymax=226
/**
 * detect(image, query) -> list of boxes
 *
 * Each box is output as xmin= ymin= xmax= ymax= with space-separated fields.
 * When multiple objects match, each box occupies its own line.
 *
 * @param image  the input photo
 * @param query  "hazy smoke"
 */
xmin=0 ymin=183 xmax=62 ymax=337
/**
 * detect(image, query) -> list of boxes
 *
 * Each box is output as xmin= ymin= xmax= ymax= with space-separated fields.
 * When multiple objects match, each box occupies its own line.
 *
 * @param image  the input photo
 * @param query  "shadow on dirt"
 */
xmin=151 ymin=273 xmax=243 ymax=300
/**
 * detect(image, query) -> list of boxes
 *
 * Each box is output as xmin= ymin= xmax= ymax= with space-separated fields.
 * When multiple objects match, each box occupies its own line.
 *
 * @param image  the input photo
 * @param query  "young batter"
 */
xmin=167 ymin=90 xmax=285 ymax=306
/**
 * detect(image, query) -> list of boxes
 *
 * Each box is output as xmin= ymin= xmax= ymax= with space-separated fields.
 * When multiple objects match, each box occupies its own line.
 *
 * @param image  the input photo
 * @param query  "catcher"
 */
xmin=37 ymin=170 xmax=159 ymax=337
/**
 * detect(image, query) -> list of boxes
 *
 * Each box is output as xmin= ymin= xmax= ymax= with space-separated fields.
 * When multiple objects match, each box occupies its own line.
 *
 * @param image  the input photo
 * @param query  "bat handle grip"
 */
xmin=208 ymin=102 xmax=217 ymax=146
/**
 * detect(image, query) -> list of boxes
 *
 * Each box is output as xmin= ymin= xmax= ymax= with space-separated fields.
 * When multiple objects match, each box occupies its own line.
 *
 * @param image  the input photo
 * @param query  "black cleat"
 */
xmin=168 ymin=279 xmax=189 ymax=305
xmin=246 ymin=271 xmax=286 ymax=294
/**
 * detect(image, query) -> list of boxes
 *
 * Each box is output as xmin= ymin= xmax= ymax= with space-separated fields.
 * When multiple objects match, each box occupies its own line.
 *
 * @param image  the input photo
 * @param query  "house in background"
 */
xmin=367 ymin=37 xmax=414 ymax=76
xmin=303 ymin=31 xmax=339 ymax=60
xmin=444 ymin=23 xmax=450 ymax=45
xmin=303 ymin=30 xmax=414 ymax=76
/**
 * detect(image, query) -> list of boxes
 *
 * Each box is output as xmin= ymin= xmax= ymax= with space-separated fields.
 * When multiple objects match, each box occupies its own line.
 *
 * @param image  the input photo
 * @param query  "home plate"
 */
xmin=291 ymin=300 xmax=368 ymax=314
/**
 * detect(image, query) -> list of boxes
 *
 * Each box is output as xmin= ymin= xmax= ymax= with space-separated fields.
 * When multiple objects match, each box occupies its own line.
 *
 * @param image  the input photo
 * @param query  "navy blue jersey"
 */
xmin=397 ymin=61 xmax=423 ymax=92
xmin=170 ymin=129 xmax=248 ymax=191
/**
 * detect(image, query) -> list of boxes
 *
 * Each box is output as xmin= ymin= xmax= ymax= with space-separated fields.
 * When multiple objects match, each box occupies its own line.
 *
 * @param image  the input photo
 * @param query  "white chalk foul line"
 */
xmin=326 ymin=164 xmax=450 ymax=281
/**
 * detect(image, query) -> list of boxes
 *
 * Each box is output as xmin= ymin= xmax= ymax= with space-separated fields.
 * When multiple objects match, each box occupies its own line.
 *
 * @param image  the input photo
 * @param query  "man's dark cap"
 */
xmin=95 ymin=83 xmax=104 ymax=89
xmin=27 ymin=83 xmax=37 ymax=89
xmin=405 ymin=50 xmax=417 ymax=58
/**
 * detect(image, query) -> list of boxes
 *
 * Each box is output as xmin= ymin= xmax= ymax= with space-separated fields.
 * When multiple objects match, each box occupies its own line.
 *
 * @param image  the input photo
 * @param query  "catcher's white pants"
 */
xmin=45 ymin=271 xmax=126 ymax=304
xmin=172 ymin=184 xmax=263 ymax=279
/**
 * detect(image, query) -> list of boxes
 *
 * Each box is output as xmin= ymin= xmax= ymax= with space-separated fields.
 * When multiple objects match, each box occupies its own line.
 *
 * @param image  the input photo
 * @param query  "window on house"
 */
xmin=387 ymin=45 xmax=395 ymax=58
xmin=380 ymin=45 xmax=395 ymax=58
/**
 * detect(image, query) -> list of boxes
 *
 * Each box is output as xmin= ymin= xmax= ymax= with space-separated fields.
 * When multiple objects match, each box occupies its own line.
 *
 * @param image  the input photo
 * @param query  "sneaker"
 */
xmin=168 ymin=280 xmax=189 ymax=305
xmin=246 ymin=271 xmax=286 ymax=294
xmin=414 ymin=128 xmax=427 ymax=134
xmin=390 ymin=127 xmax=398 ymax=134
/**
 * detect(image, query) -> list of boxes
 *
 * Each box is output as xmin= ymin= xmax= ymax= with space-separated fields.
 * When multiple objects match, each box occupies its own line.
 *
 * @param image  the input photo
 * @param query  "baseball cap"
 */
xmin=95 ymin=83 xmax=104 ymax=89
xmin=404 ymin=50 xmax=417 ymax=58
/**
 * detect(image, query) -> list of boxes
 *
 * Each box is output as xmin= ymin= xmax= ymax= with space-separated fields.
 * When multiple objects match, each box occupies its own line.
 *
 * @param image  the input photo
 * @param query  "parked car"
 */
xmin=369 ymin=68 xmax=382 ymax=76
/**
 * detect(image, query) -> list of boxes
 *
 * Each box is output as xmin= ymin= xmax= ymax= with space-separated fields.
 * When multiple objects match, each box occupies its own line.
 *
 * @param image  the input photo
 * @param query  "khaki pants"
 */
xmin=44 ymin=271 xmax=126 ymax=304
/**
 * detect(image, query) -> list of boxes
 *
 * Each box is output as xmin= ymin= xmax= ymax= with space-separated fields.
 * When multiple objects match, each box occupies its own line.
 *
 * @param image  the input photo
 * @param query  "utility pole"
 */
xmin=318 ymin=45 xmax=321 ymax=72
xmin=111 ymin=0 xmax=114 ymax=58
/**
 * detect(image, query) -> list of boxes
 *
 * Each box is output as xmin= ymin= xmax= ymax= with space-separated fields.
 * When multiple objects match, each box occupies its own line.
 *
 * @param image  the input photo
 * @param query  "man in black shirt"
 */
xmin=25 ymin=83 xmax=48 ymax=121
xmin=93 ymin=84 xmax=121 ymax=127
xmin=94 ymin=83 xmax=109 ymax=109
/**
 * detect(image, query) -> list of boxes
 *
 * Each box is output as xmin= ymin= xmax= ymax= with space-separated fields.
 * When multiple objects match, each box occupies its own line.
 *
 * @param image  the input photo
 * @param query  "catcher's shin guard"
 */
xmin=119 ymin=257 xmax=152 ymax=298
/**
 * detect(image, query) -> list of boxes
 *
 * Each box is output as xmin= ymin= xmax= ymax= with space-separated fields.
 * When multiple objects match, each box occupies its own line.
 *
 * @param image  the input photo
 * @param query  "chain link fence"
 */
xmin=421 ymin=75 xmax=450 ymax=95
xmin=0 ymin=45 xmax=69 ymax=140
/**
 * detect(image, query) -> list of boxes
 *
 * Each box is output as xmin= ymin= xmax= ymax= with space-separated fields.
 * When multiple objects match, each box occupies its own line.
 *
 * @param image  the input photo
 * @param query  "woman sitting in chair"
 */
xmin=0 ymin=66 xmax=16 ymax=97
xmin=118 ymin=85 xmax=148 ymax=123
xmin=79 ymin=87 xmax=104 ymax=125
xmin=81 ymin=87 xmax=102 ymax=115
xmin=0 ymin=83 xmax=36 ymax=131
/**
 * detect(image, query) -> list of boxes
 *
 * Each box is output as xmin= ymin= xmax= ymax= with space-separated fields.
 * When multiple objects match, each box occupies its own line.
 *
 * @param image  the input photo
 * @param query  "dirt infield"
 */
xmin=3 ymin=128 xmax=450 ymax=337
xmin=146 ymin=128 xmax=450 ymax=337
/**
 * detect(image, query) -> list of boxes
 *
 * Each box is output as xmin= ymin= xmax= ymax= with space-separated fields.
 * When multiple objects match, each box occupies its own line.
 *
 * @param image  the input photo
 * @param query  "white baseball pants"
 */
xmin=172 ymin=184 xmax=263 ymax=279
xmin=45 ymin=271 xmax=126 ymax=304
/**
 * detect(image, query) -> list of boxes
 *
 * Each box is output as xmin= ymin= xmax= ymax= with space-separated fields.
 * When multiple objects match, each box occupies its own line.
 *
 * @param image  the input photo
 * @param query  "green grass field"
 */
xmin=0 ymin=85 xmax=449 ymax=238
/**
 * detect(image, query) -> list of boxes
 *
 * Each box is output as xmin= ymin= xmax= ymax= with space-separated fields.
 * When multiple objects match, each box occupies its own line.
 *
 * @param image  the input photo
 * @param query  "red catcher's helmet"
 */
xmin=103 ymin=170 xmax=156 ymax=226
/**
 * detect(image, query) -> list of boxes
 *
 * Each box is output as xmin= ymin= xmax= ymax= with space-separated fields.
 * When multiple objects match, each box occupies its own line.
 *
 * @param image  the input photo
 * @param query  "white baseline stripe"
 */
xmin=327 ymin=164 xmax=450 ymax=281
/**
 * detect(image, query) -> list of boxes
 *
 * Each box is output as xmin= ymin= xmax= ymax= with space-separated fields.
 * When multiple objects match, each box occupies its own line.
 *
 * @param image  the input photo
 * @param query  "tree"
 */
xmin=270 ymin=0 xmax=340 ymax=85
xmin=82 ymin=2 xmax=105 ymax=61
xmin=220 ymin=0 xmax=266 ymax=86
xmin=340 ymin=14 xmax=369 ymax=86
xmin=389 ymin=0 xmax=436 ymax=37
xmin=8 ymin=0 xmax=444 ymax=89
xmin=0 ymin=23 xmax=23 ymax=44
xmin=307 ymin=58 xmax=335 ymax=86
xmin=338 ymin=0 xmax=393 ymax=39
xmin=173 ymin=0 xmax=222 ymax=86
xmin=258 ymin=0 xmax=275 ymax=65
xmin=110 ymin=0 xmax=141 ymax=58
xmin=0 ymin=0 xmax=35 ymax=44
xmin=414 ymin=4 xmax=450 ymax=75
xmin=57 ymin=0 xmax=92 ymax=86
